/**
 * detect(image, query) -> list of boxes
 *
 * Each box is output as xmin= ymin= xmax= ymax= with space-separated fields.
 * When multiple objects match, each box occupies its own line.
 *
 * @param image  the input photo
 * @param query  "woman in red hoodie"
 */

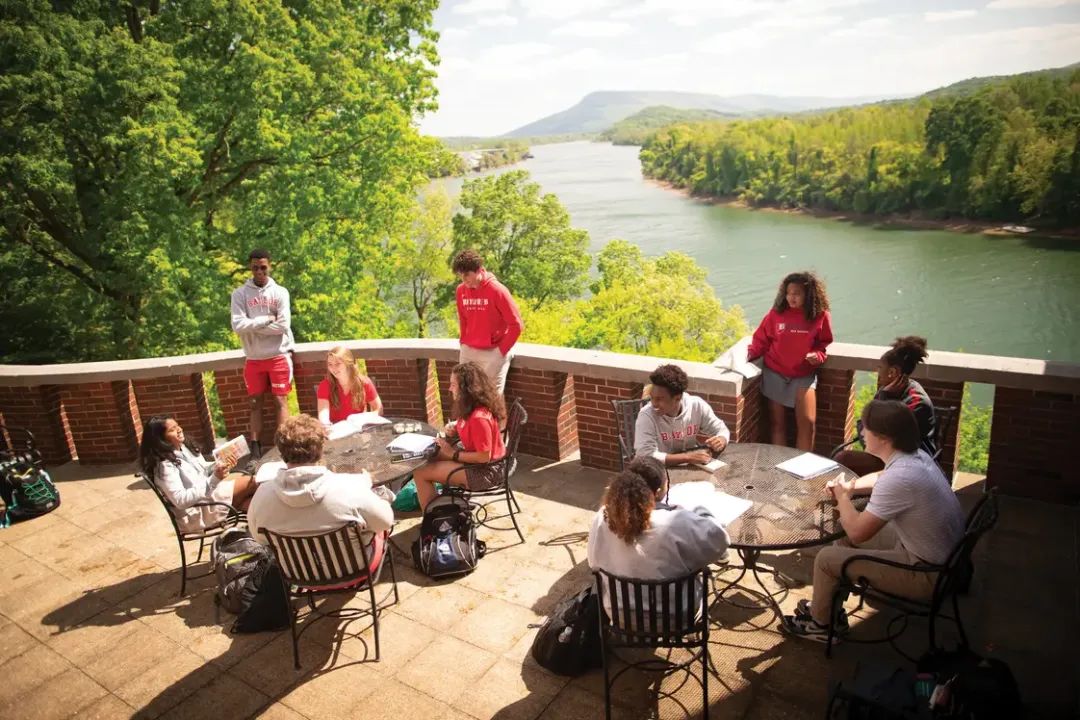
xmin=747 ymin=271 xmax=833 ymax=451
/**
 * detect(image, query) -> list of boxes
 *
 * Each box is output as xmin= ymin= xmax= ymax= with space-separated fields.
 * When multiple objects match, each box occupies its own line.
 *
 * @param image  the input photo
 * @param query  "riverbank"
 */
xmin=648 ymin=179 xmax=1080 ymax=240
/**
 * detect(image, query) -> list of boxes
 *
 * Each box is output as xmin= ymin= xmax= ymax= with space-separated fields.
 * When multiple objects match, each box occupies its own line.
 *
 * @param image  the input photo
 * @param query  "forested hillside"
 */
xmin=640 ymin=68 xmax=1080 ymax=226
xmin=599 ymin=106 xmax=737 ymax=145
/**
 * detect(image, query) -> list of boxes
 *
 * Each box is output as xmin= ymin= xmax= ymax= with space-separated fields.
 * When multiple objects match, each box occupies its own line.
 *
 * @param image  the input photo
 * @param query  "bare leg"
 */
xmin=768 ymin=400 xmax=786 ymax=446
xmin=414 ymin=461 xmax=466 ymax=510
xmin=794 ymin=387 xmax=817 ymax=452
xmin=248 ymin=394 xmax=266 ymax=445
xmin=230 ymin=474 xmax=258 ymax=510
xmin=272 ymin=394 xmax=290 ymax=430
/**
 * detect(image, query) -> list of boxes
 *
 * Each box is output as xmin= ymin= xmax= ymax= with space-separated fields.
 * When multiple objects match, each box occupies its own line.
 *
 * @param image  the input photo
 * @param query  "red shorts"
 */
xmin=244 ymin=355 xmax=293 ymax=396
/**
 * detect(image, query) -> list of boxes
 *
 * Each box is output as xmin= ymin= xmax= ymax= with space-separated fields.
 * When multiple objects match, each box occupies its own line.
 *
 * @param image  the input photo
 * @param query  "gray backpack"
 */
xmin=213 ymin=528 xmax=271 ymax=615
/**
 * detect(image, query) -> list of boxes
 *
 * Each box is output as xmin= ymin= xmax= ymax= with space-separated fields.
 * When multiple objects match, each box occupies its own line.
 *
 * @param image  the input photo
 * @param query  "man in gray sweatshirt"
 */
xmin=230 ymin=248 xmax=294 ymax=460
xmin=635 ymin=364 xmax=730 ymax=466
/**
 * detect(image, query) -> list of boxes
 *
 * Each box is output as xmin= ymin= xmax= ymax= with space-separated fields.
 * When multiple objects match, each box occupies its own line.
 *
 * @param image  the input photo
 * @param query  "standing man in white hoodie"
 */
xmin=635 ymin=364 xmax=731 ymax=466
xmin=231 ymin=248 xmax=294 ymax=462
xmin=247 ymin=415 xmax=394 ymax=564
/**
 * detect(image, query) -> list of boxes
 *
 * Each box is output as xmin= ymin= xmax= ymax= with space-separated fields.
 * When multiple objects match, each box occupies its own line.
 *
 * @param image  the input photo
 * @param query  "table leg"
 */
xmin=713 ymin=548 xmax=788 ymax=618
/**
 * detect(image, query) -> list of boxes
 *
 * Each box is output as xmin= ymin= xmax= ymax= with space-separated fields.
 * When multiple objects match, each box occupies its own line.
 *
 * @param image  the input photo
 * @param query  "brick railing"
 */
xmin=1 ymin=340 xmax=1078 ymax=503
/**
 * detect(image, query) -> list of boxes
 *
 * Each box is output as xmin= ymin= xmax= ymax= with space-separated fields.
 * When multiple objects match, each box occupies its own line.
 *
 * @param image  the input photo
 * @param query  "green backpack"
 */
xmin=0 ymin=461 xmax=61 ymax=528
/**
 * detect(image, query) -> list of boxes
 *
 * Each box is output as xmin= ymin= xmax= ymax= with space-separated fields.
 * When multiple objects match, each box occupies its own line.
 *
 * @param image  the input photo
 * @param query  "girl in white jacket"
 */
xmin=139 ymin=416 xmax=257 ymax=533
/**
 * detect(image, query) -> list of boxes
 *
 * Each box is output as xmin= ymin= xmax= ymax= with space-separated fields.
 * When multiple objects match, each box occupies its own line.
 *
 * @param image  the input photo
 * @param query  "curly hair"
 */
xmin=881 ymin=336 xmax=929 ymax=376
xmin=452 ymin=361 xmax=507 ymax=423
xmin=602 ymin=469 xmax=662 ymax=543
xmin=139 ymin=415 xmax=193 ymax=477
xmin=773 ymin=271 xmax=830 ymax=322
xmin=275 ymin=415 xmax=326 ymax=465
xmin=451 ymin=249 xmax=484 ymax=274
xmin=649 ymin=364 xmax=688 ymax=397
xmin=325 ymin=346 xmax=373 ymax=412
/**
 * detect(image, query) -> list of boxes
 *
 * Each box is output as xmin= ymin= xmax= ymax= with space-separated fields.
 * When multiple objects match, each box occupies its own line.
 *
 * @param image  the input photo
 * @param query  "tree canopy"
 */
xmin=0 ymin=0 xmax=440 ymax=361
xmin=639 ymin=69 xmax=1080 ymax=226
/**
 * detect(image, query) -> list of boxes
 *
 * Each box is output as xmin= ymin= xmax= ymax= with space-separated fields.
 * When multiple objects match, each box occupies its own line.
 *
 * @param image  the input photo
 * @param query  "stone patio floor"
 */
xmin=1 ymin=455 xmax=1077 ymax=719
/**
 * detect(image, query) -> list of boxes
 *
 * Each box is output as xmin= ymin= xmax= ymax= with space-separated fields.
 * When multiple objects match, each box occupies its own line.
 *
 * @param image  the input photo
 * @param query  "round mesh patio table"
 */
xmin=668 ymin=442 xmax=860 ymax=617
xmin=255 ymin=417 xmax=438 ymax=487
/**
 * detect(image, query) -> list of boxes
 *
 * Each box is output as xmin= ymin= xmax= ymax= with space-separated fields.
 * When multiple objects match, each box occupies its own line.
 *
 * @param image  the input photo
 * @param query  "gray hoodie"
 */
xmin=247 ymin=466 xmax=394 ymax=560
xmin=230 ymin=277 xmax=294 ymax=360
xmin=634 ymin=393 xmax=730 ymax=463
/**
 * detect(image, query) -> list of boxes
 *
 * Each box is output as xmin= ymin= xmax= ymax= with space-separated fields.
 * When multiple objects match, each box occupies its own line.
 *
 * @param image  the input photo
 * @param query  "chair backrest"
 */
xmin=504 ymin=398 xmax=528 ymax=457
xmin=139 ymin=471 xmax=185 ymax=535
xmin=931 ymin=405 xmax=960 ymax=461
xmin=611 ymin=398 xmax=648 ymax=469
xmin=0 ymin=425 xmax=42 ymax=468
xmin=593 ymin=567 xmax=709 ymax=648
xmin=934 ymin=490 xmax=998 ymax=603
xmin=259 ymin=522 xmax=374 ymax=590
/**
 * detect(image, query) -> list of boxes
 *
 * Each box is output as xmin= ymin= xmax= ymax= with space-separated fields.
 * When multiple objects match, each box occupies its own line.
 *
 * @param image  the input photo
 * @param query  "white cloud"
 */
xmin=520 ymin=0 xmax=619 ymax=20
xmin=451 ymin=0 xmax=511 ymax=14
xmin=988 ymin=0 xmax=1079 ymax=8
xmin=439 ymin=27 xmax=470 ymax=41
xmin=831 ymin=15 xmax=896 ymax=37
xmin=925 ymin=10 xmax=979 ymax=22
xmin=554 ymin=20 xmax=633 ymax=37
xmin=476 ymin=14 xmax=518 ymax=27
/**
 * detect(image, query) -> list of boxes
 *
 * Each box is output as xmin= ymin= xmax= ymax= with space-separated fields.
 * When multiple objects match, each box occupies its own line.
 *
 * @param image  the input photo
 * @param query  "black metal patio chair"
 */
xmin=825 ymin=489 xmax=999 ymax=659
xmin=830 ymin=404 xmax=960 ymax=470
xmin=0 ymin=424 xmax=45 ymax=470
xmin=611 ymin=398 xmax=649 ymax=470
xmin=594 ymin=566 xmax=713 ymax=720
xmin=447 ymin=398 xmax=528 ymax=544
xmin=138 ymin=471 xmax=244 ymax=596
xmin=259 ymin=522 xmax=398 ymax=669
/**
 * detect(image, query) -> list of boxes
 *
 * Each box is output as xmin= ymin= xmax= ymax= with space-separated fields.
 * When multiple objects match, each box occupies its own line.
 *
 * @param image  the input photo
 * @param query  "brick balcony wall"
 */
xmin=1 ymin=340 xmax=1078 ymax=504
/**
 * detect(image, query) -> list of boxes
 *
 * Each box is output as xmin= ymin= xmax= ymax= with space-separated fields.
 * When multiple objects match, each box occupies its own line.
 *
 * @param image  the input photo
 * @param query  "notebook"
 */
xmin=667 ymin=481 xmax=753 ymax=526
xmin=775 ymin=452 xmax=839 ymax=479
xmin=386 ymin=432 xmax=437 ymax=454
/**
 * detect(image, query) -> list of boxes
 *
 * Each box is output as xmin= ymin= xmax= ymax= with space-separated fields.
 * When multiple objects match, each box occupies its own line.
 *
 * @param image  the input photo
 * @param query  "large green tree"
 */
xmin=451 ymin=170 xmax=591 ymax=310
xmin=0 ymin=0 xmax=439 ymax=362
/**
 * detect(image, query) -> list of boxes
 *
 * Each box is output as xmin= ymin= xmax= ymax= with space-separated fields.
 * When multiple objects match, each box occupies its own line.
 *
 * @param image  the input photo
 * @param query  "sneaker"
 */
xmin=781 ymin=614 xmax=838 ymax=644
xmin=794 ymin=599 xmax=849 ymax=632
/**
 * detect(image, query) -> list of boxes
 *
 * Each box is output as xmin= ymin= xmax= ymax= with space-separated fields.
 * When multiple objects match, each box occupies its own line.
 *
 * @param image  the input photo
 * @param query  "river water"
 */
xmin=439 ymin=141 xmax=1080 ymax=363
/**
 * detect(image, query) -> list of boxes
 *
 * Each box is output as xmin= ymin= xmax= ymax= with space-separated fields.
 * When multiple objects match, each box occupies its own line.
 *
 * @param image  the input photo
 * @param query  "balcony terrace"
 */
xmin=1 ymin=341 xmax=1078 ymax=718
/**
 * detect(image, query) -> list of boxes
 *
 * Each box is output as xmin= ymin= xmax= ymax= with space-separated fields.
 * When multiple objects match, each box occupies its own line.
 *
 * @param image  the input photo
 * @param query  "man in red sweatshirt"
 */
xmin=452 ymin=249 xmax=524 ymax=393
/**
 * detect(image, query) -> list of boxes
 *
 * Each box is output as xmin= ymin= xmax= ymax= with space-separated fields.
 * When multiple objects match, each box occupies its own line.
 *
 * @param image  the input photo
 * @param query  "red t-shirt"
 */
xmin=456 ymin=407 xmax=506 ymax=461
xmin=316 ymin=377 xmax=378 ymax=423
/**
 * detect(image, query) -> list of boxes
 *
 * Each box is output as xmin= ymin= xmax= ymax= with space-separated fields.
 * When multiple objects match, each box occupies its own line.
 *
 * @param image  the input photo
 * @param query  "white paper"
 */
xmin=327 ymin=420 xmax=361 ymax=441
xmin=212 ymin=435 xmax=249 ymax=467
xmin=386 ymin=432 xmax=437 ymax=454
xmin=346 ymin=412 xmax=391 ymax=428
xmin=703 ymin=458 xmax=727 ymax=472
xmin=775 ymin=452 xmax=839 ymax=479
xmin=667 ymin=481 xmax=753 ymax=526
xmin=254 ymin=460 xmax=286 ymax=484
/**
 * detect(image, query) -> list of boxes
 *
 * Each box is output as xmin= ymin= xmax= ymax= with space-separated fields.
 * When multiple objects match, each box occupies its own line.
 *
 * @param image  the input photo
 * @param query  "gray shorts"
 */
xmin=761 ymin=367 xmax=817 ymax=408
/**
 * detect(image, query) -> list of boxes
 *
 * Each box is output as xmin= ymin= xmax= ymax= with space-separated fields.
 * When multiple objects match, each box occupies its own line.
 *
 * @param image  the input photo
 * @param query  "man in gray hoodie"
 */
xmin=635 ymin=364 xmax=731 ymax=466
xmin=230 ymin=248 xmax=294 ymax=461
xmin=247 ymin=415 xmax=394 ymax=566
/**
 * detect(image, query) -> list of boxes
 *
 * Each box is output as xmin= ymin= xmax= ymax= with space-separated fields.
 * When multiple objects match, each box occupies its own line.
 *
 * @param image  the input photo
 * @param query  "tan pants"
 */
xmin=459 ymin=345 xmax=512 ymax=394
xmin=811 ymin=524 xmax=937 ymax=626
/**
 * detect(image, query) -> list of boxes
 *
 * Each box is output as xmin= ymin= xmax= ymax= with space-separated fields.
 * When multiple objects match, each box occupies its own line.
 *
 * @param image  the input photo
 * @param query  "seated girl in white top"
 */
xmin=139 ymin=415 xmax=257 ymax=533
xmin=588 ymin=458 xmax=730 ymax=618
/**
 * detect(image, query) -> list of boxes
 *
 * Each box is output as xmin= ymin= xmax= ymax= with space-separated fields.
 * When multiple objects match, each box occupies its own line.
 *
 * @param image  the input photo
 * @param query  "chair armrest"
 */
xmin=839 ymin=552 xmax=944 ymax=586
xmin=829 ymin=437 xmax=861 ymax=459
xmin=190 ymin=500 xmax=244 ymax=523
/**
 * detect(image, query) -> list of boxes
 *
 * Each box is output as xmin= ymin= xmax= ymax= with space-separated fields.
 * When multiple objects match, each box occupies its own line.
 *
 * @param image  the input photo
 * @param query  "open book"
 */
xmin=775 ymin=452 xmax=839 ymax=480
xmin=327 ymin=412 xmax=392 ymax=441
xmin=667 ymin=481 xmax=753 ymax=526
xmin=212 ymin=435 xmax=249 ymax=468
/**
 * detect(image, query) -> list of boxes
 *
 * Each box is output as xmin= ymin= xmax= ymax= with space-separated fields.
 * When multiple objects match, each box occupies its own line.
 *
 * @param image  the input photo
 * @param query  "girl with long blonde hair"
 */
xmin=316 ymin=347 xmax=384 ymax=424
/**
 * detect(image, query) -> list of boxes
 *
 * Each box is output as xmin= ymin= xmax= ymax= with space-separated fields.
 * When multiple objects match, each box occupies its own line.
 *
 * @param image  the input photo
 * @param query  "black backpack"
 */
xmin=917 ymin=648 xmax=1023 ymax=719
xmin=0 ymin=461 xmax=60 ymax=527
xmin=530 ymin=584 xmax=603 ymax=676
xmin=411 ymin=492 xmax=484 ymax=578
xmin=212 ymin=528 xmax=290 ymax=633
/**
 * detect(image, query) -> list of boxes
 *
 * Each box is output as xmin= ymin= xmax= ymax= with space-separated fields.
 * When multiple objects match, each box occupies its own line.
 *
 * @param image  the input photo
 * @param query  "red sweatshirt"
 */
xmin=746 ymin=307 xmax=833 ymax=379
xmin=456 ymin=270 xmax=524 ymax=355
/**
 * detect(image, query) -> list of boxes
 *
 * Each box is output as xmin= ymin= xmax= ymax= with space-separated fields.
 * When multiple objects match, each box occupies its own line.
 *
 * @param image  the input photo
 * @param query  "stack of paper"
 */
xmin=775 ymin=452 xmax=839 ymax=479
xmin=667 ymin=481 xmax=753 ymax=526
xmin=386 ymin=432 xmax=437 ymax=454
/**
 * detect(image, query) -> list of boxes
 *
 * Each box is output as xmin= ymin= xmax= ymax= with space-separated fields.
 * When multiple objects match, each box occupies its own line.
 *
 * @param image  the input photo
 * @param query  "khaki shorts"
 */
xmin=460 ymin=345 xmax=512 ymax=393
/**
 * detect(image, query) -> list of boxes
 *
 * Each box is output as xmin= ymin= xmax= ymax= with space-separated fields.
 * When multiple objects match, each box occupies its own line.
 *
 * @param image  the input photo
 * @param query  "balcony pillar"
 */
xmin=57 ymin=381 xmax=141 ymax=464
xmin=0 ymin=384 xmax=74 ymax=466
xmin=814 ymin=368 xmax=856 ymax=456
xmin=575 ymin=376 xmax=644 ymax=472
xmin=918 ymin=379 xmax=965 ymax=478
xmin=988 ymin=388 xmax=1080 ymax=504
xmin=365 ymin=358 xmax=442 ymax=427
xmin=505 ymin=368 xmax=578 ymax=461
xmin=132 ymin=374 xmax=215 ymax=452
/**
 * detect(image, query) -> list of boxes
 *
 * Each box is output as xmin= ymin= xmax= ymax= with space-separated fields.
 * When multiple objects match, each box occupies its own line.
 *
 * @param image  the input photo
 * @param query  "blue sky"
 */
xmin=420 ymin=0 xmax=1080 ymax=136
